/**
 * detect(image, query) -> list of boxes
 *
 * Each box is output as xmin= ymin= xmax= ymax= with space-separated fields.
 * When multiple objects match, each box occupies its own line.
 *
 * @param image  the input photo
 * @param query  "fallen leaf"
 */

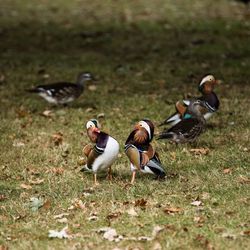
xmin=50 ymin=167 xmax=64 ymax=175
xmin=57 ymin=217 xmax=68 ymax=223
xmin=127 ymin=207 xmax=138 ymax=217
xmin=107 ymin=212 xmax=121 ymax=220
xmin=191 ymin=200 xmax=202 ymax=206
xmin=194 ymin=216 xmax=205 ymax=224
xmin=43 ymin=200 xmax=51 ymax=210
xmin=29 ymin=178 xmax=44 ymax=185
xmin=88 ymin=215 xmax=98 ymax=221
xmin=134 ymin=198 xmax=147 ymax=207
xmin=42 ymin=110 xmax=53 ymax=117
xmin=242 ymin=230 xmax=250 ymax=236
xmin=13 ymin=141 xmax=25 ymax=147
xmin=30 ymin=197 xmax=44 ymax=211
xmin=0 ymin=245 xmax=8 ymax=250
xmin=152 ymin=225 xmax=164 ymax=237
xmin=222 ymin=232 xmax=236 ymax=240
xmin=238 ymin=175 xmax=250 ymax=184
xmin=152 ymin=242 xmax=162 ymax=250
xmin=137 ymin=236 xmax=153 ymax=241
xmin=88 ymin=85 xmax=97 ymax=91
xmin=68 ymin=199 xmax=85 ymax=210
xmin=0 ymin=195 xmax=6 ymax=201
xmin=190 ymin=148 xmax=209 ymax=155
xmin=163 ymin=207 xmax=182 ymax=214
xmin=48 ymin=226 xmax=70 ymax=239
xmin=0 ymin=73 xmax=5 ymax=83
xmin=97 ymin=227 xmax=123 ymax=242
xmin=51 ymin=132 xmax=63 ymax=146
xmin=16 ymin=107 xmax=29 ymax=118
xmin=85 ymin=107 xmax=94 ymax=113
xmin=54 ymin=213 xmax=70 ymax=219
xmin=223 ymin=168 xmax=232 ymax=174
xmin=97 ymin=113 xmax=105 ymax=119
xmin=20 ymin=184 xmax=32 ymax=190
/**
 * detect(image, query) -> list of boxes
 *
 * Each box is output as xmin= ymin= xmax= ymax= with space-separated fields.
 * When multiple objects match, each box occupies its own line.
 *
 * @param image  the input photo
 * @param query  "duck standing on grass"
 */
xmin=158 ymin=100 xmax=207 ymax=143
xmin=81 ymin=119 xmax=119 ymax=185
xmin=125 ymin=119 xmax=166 ymax=184
xmin=160 ymin=75 xmax=220 ymax=126
xmin=26 ymin=72 xmax=93 ymax=105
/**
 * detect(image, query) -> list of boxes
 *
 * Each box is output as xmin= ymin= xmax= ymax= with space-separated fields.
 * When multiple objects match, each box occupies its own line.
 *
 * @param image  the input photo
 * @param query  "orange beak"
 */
xmin=92 ymin=127 xmax=100 ymax=133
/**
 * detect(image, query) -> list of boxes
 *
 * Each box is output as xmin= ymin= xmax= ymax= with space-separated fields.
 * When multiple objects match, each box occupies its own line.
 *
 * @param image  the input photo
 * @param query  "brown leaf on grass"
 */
xmin=238 ymin=175 xmax=250 ymax=184
xmin=223 ymin=168 xmax=232 ymax=174
xmin=26 ymin=167 xmax=40 ymax=176
xmin=0 ymin=194 xmax=6 ymax=201
xmin=107 ymin=212 xmax=121 ymax=220
xmin=29 ymin=178 xmax=44 ymax=185
xmin=20 ymin=183 xmax=32 ymax=190
xmin=50 ymin=167 xmax=64 ymax=175
xmin=194 ymin=216 xmax=205 ymax=223
xmin=51 ymin=132 xmax=63 ymax=146
xmin=42 ymin=200 xmax=51 ymax=210
xmin=0 ymin=245 xmax=8 ymax=250
xmin=163 ymin=207 xmax=182 ymax=214
xmin=195 ymin=234 xmax=214 ymax=250
xmin=170 ymin=152 xmax=176 ymax=161
xmin=68 ymin=199 xmax=85 ymax=210
xmin=190 ymin=148 xmax=210 ymax=155
xmin=134 ymin=198 xmax=147 ymax=207
xmin=16 ymin=107 xmax=29 ymax=118
xmin=242 ymin=230 xmax=250 ymax=236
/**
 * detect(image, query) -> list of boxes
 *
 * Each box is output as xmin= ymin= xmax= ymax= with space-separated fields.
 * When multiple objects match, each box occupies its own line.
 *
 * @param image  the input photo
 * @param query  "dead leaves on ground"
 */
xmin=190 ymin=148 xmax=210 ymax=156
xmin=51 ymin=132 xmax=63 ymax=146
xmin=163 ymin=206 xmax=183 ymax=215
xmin=96 ymin=225 xmax=164 ymax=242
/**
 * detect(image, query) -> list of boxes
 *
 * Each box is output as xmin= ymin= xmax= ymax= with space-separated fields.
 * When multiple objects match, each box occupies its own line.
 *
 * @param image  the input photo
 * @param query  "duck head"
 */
xmin=187 ymin=100 xmax=208 ymax=118
xmin=132 ymin=119 xmax=154 ymax=144
xmin=86 ymin=119 xmax=101 ymax=143
xmin=198 ymin=75 xmax=218 ymax=94
xmin=77 ymin=72 xmax=94 ymax=86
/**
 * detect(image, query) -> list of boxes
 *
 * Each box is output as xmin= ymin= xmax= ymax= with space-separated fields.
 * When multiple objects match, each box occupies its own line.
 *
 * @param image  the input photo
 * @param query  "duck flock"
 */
xmin=27 ymin=74 xmax=220 ymax=185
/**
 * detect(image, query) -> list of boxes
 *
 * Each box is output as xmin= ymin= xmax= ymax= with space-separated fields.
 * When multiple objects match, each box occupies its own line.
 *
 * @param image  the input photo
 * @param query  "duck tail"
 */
xmin=157 ymin=131 xmax=175 ymax=140
xmin=25 ymin=88 xmax=39 ymax=93
xmin=159 ymin=112 xmax=181 ymax=126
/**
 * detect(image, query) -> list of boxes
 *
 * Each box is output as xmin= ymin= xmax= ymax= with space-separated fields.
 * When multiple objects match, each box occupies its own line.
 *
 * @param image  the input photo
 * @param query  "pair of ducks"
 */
xmin=82 ymin=119 xmax=166 ymax=185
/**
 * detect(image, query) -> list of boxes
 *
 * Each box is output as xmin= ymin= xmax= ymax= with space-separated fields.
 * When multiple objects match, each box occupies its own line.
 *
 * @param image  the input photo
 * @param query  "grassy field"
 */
xmin=0 ymin=0 xmax=250 ymax=249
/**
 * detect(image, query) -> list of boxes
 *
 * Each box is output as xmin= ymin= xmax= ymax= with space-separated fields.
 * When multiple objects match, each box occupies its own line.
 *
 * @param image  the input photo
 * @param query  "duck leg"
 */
xmin=107 ymin=166 xmax=112 ymax=181
xmin=94 ymin=173 xmax=99 ymax=186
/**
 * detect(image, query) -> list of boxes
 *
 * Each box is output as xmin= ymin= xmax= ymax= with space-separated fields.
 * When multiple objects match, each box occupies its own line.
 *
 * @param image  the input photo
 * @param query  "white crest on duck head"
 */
xmin=86 ymin=119 xmax=100 ymax=129
xmin=138 ymin=119 xmax=154 ymax=141
xmin=199 ymin=74 xmax=215 ymax=87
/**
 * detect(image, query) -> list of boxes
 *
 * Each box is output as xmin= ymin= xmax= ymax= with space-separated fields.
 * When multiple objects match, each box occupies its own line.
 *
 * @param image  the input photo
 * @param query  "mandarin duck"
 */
xmin=158 ymin=100 xmax=207 ymax=143
xmin=81 ymin=119 xmax=119 ymax=185
xmin=160 ymin=75 xmax=220 ymax=126
xmin=125 ymin=119 xmax=166 ymax=184
xmin=27 ymin=72 xmax=93 ymax=105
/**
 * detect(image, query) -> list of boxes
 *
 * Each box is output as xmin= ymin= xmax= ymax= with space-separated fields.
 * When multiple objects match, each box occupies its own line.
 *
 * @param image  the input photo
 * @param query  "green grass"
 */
xmin=0 ymin=0 xmax=250 ymax=249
